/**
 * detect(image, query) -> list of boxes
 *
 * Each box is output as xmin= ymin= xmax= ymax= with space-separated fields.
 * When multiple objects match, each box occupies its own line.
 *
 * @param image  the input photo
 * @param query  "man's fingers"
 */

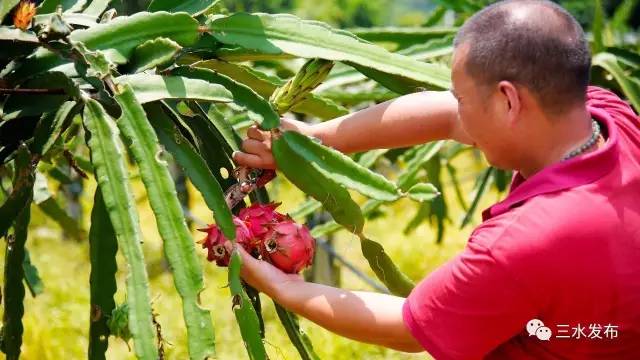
xmin=241 ymin=139 xmax=270 ymax=155
xmin=247 ymin=125 xmax=267 ymax=141
xmin=232 ymin=151 xmax=265 ymax=168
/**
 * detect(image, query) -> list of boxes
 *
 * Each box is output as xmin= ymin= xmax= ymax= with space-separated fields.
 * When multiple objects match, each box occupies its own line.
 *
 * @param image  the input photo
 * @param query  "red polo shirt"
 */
xmin=403 ymin=86 xmax=640 ymax=359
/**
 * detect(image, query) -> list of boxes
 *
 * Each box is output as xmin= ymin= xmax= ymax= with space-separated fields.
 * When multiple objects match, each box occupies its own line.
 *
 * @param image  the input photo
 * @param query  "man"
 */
xmin=231 ymin=0 xmax=640 ymax=358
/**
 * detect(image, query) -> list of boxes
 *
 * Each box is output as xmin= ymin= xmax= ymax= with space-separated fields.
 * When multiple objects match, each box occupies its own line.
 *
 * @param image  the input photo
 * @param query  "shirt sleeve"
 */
xmin=586 ymin=86 xmax=639 ymax=129
xmin=402 ymin=239 xmax=537 ymax=360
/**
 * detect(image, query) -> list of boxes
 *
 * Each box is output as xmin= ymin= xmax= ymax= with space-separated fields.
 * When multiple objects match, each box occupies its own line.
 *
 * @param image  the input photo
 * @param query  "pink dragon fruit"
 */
xmin=238 ymin=202 xmax=286 ymax=246
xmin=260 ymin=219 xmax=315 ymax=274
xmin=198 ymin=217 xmax=252 ymax=266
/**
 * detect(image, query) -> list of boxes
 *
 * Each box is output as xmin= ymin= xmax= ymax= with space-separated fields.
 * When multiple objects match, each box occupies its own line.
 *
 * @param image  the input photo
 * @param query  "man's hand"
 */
xmin=232 ymin=118 xmax=311 ymax=170
xmin=230 ymin=243 xmax=303 ymax=296
xmin=232 ymin=125 xmax=276 ymax=169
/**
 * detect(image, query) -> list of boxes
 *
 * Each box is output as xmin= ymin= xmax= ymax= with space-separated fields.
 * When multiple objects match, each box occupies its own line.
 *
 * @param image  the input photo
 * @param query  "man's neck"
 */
xmin=518 ymin=106 xmax=594 ymax=179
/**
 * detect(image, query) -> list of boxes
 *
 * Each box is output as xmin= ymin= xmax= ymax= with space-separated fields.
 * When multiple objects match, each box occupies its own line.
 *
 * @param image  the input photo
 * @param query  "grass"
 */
xmin=0 ymin=153 xmax=501 ymax=359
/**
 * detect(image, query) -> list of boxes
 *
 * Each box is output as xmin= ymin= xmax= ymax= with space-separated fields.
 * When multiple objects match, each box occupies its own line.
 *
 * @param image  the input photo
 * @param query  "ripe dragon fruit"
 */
xmin=198 ymin=203 xmax=316 ymax=273
xmin=238 ymin=202 xmax=286 ymax=240
xmin=260 ymin=219 xmax=315 ymax=274
xmin=198 ymin=217 xmax=252 ymax=266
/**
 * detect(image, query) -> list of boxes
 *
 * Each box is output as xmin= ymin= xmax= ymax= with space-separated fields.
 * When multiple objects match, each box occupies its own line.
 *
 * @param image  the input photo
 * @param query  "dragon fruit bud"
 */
xmin=198 ymin=217 xmax=253 ymax=266
xmin=261 ymin=220 xmax=315 ymax=274
xmin=238 ymin=202 xmax=286 ymax=239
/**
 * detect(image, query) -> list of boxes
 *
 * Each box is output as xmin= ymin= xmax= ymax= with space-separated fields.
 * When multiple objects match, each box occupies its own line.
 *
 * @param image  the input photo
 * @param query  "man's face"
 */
xmin=451 ymin=45 xmax=513 ymax=169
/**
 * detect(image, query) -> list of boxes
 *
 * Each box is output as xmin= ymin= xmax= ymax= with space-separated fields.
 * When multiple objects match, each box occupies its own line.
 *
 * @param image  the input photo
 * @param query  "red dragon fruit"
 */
xmin=198 ymin=217 xmax=252 ymax=266
xmin=260 ymin=219 xmax=315 ymax=274
xmin=238 ymin=202 xmax=286 ymax=245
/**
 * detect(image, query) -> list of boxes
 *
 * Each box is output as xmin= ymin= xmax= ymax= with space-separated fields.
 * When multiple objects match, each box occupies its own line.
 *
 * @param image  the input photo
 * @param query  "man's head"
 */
xmin=451 ymin=0 xmax=592 ymax=170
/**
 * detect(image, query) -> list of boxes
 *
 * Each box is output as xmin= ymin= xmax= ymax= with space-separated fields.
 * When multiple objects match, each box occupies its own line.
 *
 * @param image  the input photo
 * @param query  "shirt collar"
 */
xmin=482 ymin=107 xmax=620 ymax=221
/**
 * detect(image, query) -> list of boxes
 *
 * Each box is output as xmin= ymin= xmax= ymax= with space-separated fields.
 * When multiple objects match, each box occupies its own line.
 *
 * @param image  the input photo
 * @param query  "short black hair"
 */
xmin=454 ymin=0 xmax=591 ymax=113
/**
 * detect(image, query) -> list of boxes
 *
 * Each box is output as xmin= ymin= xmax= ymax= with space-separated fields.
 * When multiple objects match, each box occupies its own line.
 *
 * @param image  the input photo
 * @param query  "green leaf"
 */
xmin=0 ymin=27 xmax=39 ymax=43
xmin=399 ymin=35 xmax=454 ymax=60
xmin=272 ymin=132 xmax=364 ymax=234
xmin=0 ymin=145 xmax=35 ymax=238
xmin=318 ymin=88 xmax=397 ymax=105
xmin=406 ymin=183 xmax=440 ymax=202
xmin=347 ymin=26 xmax=457 ymax=49
xmin=1 ymin=145 xmax=34 ymax=359
xmin=213 ymin=47 xmax=295 ymax=62
xmin=82 ymin=99 xmax=158 ymax=360
xmin=403 ymin=201 xmax=431 ymax=236
xmin=592 ymin=52 xmax=640 ymax=112
xmin=195 ymin=59 xmax=348 ymax=119
xmin=346 ymin=42 xmax=453 ymax=93
xmin=173 ymin=106 xmax=238 ymax=190
xmin=289 ymin=198 xmax=322 ymax=222
xmin=126 ymin=37 xmax=181 ymax=73
xmin=69 ymin=11 xmax=200 ymax=63
xmin=145 ymin=102 xmax=235 ymax=240
xmin=310 ymin=141 xmax=445 ymax=238
xmin=310 ymin=199 xmax=382 ymax=238
xmin=201 ymin=104 xmax=242 ymax=153
xmin=274 ymin=303 xmax=319 ymax=360
xmin=88 ymin=189 xmax=118 ymax=360
xmin=114 ymin=74 xmax=233 ymax=104
xmin=228 ymin=251 xmax=267 ymax=360
xmin=280 ymin=131 xmax=401 ymax=201
xmin=432 ymin=0 xmax=481 ymax=13
xmin=360 ymin=236 xmax=414 ymax=297
xmin=493 ymin=168 xmax=510 ymax=193
xmin=316 ymin=36 xmax=453 ymax=95
xmin=606 ymin=47 xmax=640 ymax=70
xmin=593 ymin=0 xmax=605 ymax=53
xmin=113 ymin=84 xmax=216 ymax=359
xmin=424 ymin=155 xmax=446 ymax=244
xmin=423 ymin=5 xmax=447 ymax=27
xmin=611 ymin=0 xmax=639 ymax=31
xmin=33 ymin=12 xmax=98 ymax=27
xmin=22 ymin=250 xmax=44 ymax=297
xmin=171 ymin=66 xmax=280 ymax=130
xmin=33 ymin=171 xmax=85 ymax=240
xmin=83 ymin=0 xmax=112 ymax=16
xmin=39 ymin=0 xmax=87 ymax=14
xmin=0 ymin=0 xmax=20 ymax=23
xmin=289 ymin=150 xmax=388 ymax=222
xmin=288 ymin=148 xmax=388 ymax=222
xmin=357 ymin=149 xmax=389 ymax=168
xmin=396 ymin=141 xmax=445 ymax=190
xmin=209 ymin=13 xmax=451 ymax=91
xmin=32 ymin=101 xmax=79 ymax=156
xmin=445 ymin=162 xmax=468 ymax=212
xmin=3 ymin=72 xmax=76 ymax=120
xmin=460 ymin=167 xmax=494 ymax=228
xmin=195 ymin=59 xmax=282 ymax=96
xmin=2 ymin=47 xmax=69 ymax=84
xmin=148 ymin=0 xmax=219 ymax=16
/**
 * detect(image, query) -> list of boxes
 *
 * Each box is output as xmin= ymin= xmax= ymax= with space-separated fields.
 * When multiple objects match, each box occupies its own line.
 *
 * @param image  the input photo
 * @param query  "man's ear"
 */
xmin=497 ymin=81 xmax=521 ymax=125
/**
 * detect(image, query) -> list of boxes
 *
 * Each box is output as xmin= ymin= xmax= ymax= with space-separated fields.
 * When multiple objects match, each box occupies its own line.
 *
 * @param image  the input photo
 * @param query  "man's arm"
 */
xmin=310 ymin=90 xmax=471 ymax=153
xmin=233 ymin=90 xmax=471 ymax=169
xmin=232 ymin=245 xmax=424 ymax=353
